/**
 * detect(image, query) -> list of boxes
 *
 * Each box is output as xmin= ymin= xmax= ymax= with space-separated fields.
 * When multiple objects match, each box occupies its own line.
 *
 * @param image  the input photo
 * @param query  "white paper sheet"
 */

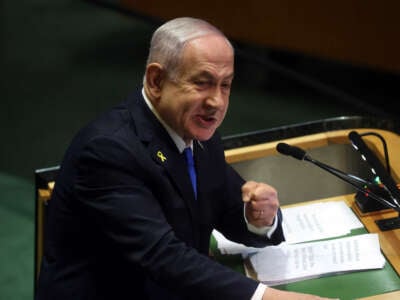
xmin=282 ymin=200 xmax=363 ymax=244
xmin=248 ymin=233 xmax=385 ymax=286
xmin=213 ymin=201 xmax=364 ymax=255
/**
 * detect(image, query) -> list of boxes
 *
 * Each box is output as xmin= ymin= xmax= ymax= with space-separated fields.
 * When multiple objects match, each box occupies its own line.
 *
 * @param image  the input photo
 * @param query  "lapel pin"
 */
xmin=157 ymin=150 xmax=167 ymax=162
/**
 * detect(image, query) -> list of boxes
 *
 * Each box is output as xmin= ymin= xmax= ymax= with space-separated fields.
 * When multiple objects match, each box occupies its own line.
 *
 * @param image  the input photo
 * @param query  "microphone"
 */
xmin=276 ymin=142 xmax=308 ymax=161
xmin=348 ymin=131 xmax=400 ymax=207
xmin=276 ymin=142 xmax=400 ymax=213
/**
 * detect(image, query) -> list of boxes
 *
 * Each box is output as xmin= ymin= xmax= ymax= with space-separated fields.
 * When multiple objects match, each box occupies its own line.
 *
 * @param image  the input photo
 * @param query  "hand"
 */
xmin=242 ymin=181 xmax=279 ymax=228
xmin=263 ymin=287 xmax=339 ymax=300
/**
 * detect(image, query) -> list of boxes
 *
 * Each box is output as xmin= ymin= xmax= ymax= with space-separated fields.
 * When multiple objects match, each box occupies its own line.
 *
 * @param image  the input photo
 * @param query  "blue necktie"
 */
xmin=183 ymin=147 xmax=197 ymax=199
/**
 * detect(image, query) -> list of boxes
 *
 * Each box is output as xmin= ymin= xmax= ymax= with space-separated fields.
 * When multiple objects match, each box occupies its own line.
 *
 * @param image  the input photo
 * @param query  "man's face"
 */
xmin=157 ymin=35 xmax=234 ymax=144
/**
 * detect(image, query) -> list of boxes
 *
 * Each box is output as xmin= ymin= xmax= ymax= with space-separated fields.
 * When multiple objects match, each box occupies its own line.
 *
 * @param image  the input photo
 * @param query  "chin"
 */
xmin=194 ymin=130 xmax=216 ymax=142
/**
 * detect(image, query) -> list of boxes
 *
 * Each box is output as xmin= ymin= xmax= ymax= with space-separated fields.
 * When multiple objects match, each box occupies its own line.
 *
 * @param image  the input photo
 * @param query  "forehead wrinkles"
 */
xmin=180 ymin=38 xmax=234 ymax=79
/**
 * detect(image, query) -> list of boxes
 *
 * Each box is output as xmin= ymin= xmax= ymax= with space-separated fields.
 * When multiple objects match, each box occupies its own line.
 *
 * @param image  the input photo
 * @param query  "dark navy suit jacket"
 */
xmin=35 ymin=90 xmax=285 ymax=300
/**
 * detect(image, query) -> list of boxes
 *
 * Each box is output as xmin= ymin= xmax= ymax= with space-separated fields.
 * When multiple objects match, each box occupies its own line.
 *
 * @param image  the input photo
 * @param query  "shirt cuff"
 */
xmin=244 ymin=205 xmax=279 ymax=238
xmin=251 ymin=283 xmax=267 ymax=300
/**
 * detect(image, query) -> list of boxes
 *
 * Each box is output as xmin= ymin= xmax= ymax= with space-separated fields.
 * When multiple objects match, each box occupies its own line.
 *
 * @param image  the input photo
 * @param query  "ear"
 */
xmin=144 ymin=63 xmax=166 ymax=99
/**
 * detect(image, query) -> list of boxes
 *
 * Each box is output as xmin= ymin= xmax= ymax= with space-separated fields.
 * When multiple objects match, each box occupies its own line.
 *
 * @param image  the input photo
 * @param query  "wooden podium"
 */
xmin=224 ymin=120 xmax=400 ymax=275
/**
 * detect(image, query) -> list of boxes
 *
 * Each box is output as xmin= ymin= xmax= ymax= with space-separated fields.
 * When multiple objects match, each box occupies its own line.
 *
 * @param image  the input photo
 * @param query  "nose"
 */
xmin=206 ymin=88 xmax=225 ymax=108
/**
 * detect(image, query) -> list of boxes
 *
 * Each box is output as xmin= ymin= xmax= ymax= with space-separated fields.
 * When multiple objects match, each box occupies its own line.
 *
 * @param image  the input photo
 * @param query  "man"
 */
xmin=35 ymin=17 xmax=336 ymax=300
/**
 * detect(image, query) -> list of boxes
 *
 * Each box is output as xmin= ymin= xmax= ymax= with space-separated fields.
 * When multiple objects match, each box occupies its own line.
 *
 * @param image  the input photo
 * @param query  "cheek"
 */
xmin=217 ymin=98 xmax=229 ymax=120
xmin=173 ymin=102 xmax=198 ymax=132
xmin=222 ymin=98 xmax=229 ymax=113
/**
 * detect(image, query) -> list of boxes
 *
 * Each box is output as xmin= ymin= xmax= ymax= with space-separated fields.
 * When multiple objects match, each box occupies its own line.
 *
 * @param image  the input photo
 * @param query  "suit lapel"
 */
xmin=127 ymin=91 xmax=198 ymax=219
xmin=149 ymin=141 xmax=197 ymax=205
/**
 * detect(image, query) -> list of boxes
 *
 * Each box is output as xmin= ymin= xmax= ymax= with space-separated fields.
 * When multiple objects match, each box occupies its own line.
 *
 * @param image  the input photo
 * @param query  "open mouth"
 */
xmin=196 ymin=115 xmax=217 ymax=127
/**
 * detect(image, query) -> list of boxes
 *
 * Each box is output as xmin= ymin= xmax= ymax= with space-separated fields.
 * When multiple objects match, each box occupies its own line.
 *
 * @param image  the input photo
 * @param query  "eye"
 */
xmin=194 ymin=80 xmax=212 ymax=89
xmin=194 ymin=80 xmax=206 ymax=86
xmin=221 ymin=82 xmax=232 ymax=91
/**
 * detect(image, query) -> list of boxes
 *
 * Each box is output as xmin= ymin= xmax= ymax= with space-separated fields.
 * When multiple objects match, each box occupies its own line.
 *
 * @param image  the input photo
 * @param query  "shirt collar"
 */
xmin=142 ymin=88 xmax=192 ymax=153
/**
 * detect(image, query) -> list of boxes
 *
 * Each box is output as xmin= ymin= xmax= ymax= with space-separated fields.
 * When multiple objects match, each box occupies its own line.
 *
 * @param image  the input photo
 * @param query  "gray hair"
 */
xmin=145 ymin=17 xmax=233 ymax=81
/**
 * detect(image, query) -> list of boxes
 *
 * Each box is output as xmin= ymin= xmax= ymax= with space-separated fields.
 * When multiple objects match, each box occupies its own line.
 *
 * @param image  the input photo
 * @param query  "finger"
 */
xmin=242 ymin=192 xmax=252 ymax=203
xmin=242 ymin=181 xmax=258 ymax=202
xmin=253 ymin=184 xmax=278 ymax=204
xmin=256 ymin=209 xmax=264 ymax=219
xmin=250 ymin=209 xmax=262 ymax=220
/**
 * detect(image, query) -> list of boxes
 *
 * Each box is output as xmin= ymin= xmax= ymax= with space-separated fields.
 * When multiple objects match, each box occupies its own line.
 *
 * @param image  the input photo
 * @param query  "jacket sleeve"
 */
xmin=206 ymin=132 xmax=285 ymax=247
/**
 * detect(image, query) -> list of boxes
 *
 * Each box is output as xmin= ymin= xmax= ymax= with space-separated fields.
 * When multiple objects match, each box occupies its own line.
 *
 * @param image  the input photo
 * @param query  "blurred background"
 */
xmin=1 ymin=0 xmax=399 ymax=299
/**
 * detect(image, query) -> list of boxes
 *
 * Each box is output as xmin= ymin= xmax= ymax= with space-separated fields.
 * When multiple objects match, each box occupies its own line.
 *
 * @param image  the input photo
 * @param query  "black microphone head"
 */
xmin=348 ymin=131 xmax=362 ymax=146
xmin=276 ymin=143 xmax=292 ymax=155
xmin=276 ymin=143 xmax=307 ymax=160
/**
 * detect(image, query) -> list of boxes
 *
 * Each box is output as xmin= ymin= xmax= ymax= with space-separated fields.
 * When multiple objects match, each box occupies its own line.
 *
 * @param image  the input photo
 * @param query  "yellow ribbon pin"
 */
xmin=157 ymin=150 xmax=167 ymax=162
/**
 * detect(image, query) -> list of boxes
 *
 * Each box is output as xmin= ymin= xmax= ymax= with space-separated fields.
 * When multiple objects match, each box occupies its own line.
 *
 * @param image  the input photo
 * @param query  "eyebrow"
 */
xmin=193 ymin=70 xmax=234 ymax=81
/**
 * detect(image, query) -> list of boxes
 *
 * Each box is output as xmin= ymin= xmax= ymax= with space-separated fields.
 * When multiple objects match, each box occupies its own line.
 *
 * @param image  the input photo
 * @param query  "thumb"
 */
xmin=242 ymin=181 xmax=258 ymax=203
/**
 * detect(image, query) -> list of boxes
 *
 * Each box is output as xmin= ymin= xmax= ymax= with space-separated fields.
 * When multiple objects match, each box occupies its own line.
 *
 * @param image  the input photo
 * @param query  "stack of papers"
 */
xmin=213 ymin=201 xmax=363 ymax=255
xmin=212 ymin=200 xmax=385 ymax=285
xmin=248 ymin=233 xmax=385 ymax=286
xmin=212 ymin=229 xmax=261 ymax=255
xmin=281 ymin=201 xmax=363 ymax=244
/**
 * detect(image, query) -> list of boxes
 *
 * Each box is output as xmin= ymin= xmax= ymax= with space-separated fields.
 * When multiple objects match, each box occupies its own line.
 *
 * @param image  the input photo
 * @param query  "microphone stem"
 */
xmin=307 ymin=157 xmax=400 ymax=211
